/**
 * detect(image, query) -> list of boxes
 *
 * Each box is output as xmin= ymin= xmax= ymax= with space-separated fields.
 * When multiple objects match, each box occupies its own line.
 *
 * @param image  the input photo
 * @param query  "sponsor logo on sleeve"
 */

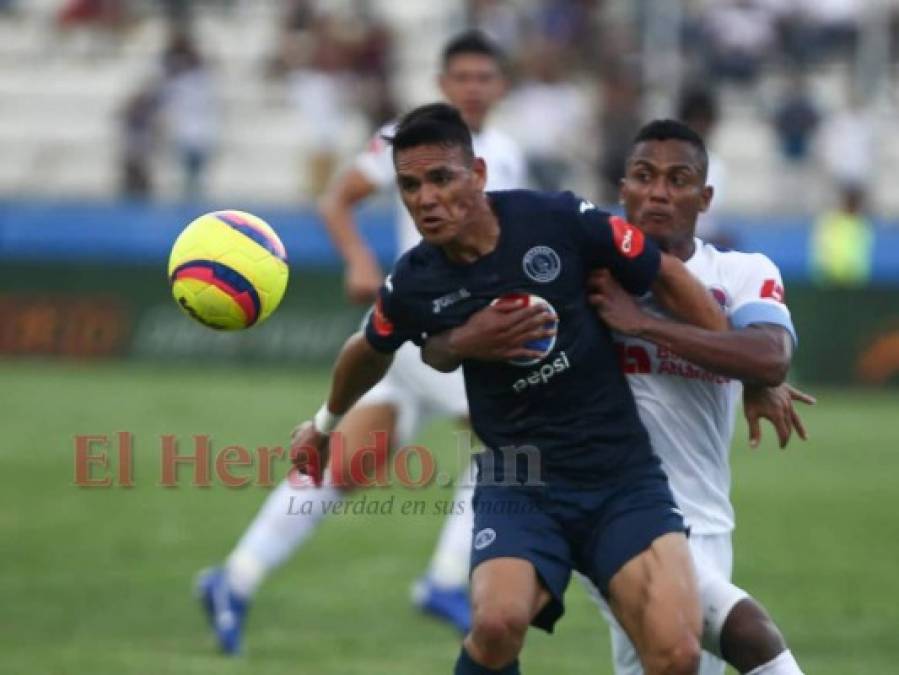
xmin=760 ymin=279 xmax=785 ymax=303
xmin=372 ymin=297 xmax=395 ymax=337
xmin=609 ymin=216 xmax=645 ymax=258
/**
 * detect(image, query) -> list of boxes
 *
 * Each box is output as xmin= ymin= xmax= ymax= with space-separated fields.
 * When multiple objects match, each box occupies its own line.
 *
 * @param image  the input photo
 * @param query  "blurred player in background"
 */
xmin=294 ymin=102 xmax=728 ymax=675
xmin=451 ymin=119 xmax=810 ymax=674
xmin=196 ymin=30 xmax=525 ymax=654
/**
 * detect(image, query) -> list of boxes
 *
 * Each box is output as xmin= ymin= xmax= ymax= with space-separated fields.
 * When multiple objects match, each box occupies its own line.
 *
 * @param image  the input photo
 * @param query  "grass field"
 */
xmin=2 ymin=359 xmax=898 ymax=674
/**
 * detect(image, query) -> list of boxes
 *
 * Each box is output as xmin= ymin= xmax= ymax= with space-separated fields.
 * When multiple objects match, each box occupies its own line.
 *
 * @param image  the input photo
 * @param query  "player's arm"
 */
xmin=589 ymin=270 xmax=791 ymax=386
xmin=743 ymin=383 xmax=816 ymax=448
xmin=421 ymin=302 xmax=556 ymax=372
xmin=650 ymin=254 xmax=729 ymax=332
xmin=292 ymin=282 xmax=411 ymax=482
xmin=570 ymin=199 xmax=725 ymax=333
xmin=317 ymin=166 xmax=383 ymax=304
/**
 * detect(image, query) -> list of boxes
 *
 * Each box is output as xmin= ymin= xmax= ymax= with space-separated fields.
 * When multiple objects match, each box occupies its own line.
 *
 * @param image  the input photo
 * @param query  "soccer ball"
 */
xmin=168 ymin=210 xmax=289 ymax=330
xmin=491 ymin=293 xmax=558 ymax=366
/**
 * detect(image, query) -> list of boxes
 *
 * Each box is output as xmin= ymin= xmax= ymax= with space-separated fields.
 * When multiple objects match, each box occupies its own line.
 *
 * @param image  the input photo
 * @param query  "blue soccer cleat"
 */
xmin=196 ymin=567 xmax=249 ymax=655
xmin=411 ymin=576 xmax=472 ymax=634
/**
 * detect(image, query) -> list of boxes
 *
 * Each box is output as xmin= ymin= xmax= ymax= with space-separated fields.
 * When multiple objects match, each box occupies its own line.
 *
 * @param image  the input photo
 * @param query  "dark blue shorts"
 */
xmin=470 ymin=464 xmax=685 ymax=633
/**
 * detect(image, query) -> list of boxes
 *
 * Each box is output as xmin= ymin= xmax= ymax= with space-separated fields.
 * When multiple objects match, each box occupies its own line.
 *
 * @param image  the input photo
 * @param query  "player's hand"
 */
xmin=588 ymin=269 xmax=650 ymax=335
xmin=450 ymin=301 xmax=556 ymax=362
xmin=345 ymin=252 xmax=383 ymax=305
xmin=743 ymin=383 xmax=816 ymax=449
xmin=289 ymin=420 xmax=330 ymax=486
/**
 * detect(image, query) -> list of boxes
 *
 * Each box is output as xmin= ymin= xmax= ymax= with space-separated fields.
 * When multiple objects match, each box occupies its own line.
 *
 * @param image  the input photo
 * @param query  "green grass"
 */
xmin=1 ymin=360 xmax=897 ymax=673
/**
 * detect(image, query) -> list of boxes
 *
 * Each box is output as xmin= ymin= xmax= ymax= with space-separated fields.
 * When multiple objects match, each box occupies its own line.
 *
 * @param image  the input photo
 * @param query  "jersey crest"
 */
xmin=522 ymin=246 xmax=561 ymax=283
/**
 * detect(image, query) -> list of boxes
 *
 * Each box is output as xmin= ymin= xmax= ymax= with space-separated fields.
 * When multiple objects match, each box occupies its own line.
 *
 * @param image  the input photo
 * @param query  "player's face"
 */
xmin=620 ymin=140 xmax=713 ymax=249
xmin=395 ymin=143 xmax=487 ymax=246
xmin=439 ymin=54 xmax=505 ymax=133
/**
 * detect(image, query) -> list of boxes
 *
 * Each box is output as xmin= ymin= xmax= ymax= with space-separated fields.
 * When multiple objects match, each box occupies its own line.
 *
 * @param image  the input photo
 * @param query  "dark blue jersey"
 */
xmin=365 ymin=190 xmax=662 ymax=484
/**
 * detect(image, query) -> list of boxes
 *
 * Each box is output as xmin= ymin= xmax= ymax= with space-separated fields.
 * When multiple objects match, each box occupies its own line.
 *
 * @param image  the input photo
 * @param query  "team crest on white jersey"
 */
xmin=522 ymin=246 xmax=561 ymax=283
xmin=473 ymin=528 xmax=497 ymax=550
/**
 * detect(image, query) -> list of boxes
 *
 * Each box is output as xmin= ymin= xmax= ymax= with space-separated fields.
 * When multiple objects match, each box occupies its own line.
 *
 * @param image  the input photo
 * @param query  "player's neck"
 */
xmin=441 ymin=196 xmax=499 ymax=265
xmin=667 ymin=235 xmax=696 ymax=262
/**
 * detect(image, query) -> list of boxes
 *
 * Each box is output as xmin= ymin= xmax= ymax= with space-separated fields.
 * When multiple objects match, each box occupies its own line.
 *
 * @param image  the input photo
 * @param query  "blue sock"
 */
xmin=454 ymin=646 xmax=520 ymax=674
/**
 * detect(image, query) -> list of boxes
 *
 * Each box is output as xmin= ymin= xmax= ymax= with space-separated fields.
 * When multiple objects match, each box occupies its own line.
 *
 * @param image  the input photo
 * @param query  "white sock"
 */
xmin=746 ymin=650 xmax=803 ymax=675
xmin=425 ymin=461 xmax=476 ymax=589
xmin=225 ymin=472 xmax=341 ymax=598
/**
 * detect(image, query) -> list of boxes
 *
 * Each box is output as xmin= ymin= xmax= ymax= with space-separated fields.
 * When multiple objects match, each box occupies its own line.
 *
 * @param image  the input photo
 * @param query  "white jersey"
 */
xmin=354 ymin=121 xmax=526 ymax=256
xmin=617 ymin=239 xmax=796 ymax=534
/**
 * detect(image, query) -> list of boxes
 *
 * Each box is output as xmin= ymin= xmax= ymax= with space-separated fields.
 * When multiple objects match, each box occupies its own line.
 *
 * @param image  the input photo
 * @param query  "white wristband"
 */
xmin=313 ymin=404 xmax=343 ymax=435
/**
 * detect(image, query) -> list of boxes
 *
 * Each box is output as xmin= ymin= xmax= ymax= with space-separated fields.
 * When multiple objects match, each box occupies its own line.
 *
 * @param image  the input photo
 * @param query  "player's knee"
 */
xmin=470 ymin=605 xmax=529 ymax=660
xmin=645 ymin=635 xmax=701 ymax=675
xmin=720 ymin=598 xmax=787 ymax=671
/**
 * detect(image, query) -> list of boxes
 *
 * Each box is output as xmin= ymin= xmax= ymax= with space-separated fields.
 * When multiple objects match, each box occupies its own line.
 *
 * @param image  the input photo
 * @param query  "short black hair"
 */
xmin=630 ymin=119 xmax=709 ymax=179
xmin=442 ymin=29 xmax=504 ymax=70
xmin=388 ymin=103 xmax=474 ymax=162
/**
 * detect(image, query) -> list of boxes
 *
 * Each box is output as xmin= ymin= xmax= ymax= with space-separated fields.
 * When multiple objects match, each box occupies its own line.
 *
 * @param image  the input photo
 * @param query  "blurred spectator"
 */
xmin=702 ymin=0 xmax=777 ymax=85
xmin=772 ymin=72 xmax=820 ymax=164
xmin=57 ymin=0 xmax=127 ymax=31
xmin=159 ymin=30 xmax=219 ymax=199
xmin=776 ymin=0 xmax=859 ymax=68
xmin=468 ymin=0 xmax=523 ymax=57
xmin=797 ymin=0 xmax=859 ymax=60
xmin=270 ymin=5 xmax=395 ymax=196
xmin=810 ymin=185 xmax=873 ymax=286
xmin=347 ymin=6 xmax=396 ymax=128
xmin=528 ymin=0 xmax=600 ymax=70
xmin=597 ymin=62 xmax=641 ymax=204
xmin=504 ymin=37 xmax=589 ymax=191
xmin=677 ymin=86 xmax=730 ymax=245
xmin=119 ymin=87 xmax=160 ymax=199
xmin=819 ymin=90 xmax=874 ymax=195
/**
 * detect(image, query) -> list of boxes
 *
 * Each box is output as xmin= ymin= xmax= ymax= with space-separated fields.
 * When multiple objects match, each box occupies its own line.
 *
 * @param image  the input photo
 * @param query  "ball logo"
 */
xmin=609 ymin=216 xmax=644 ymax=259
xmin=522 ymin=246 xmax=561 ymax=283
xmin=491 ymin=293 xmax=558 ymax=367
xmin=474 ymin=528 xmax=496 ymax=550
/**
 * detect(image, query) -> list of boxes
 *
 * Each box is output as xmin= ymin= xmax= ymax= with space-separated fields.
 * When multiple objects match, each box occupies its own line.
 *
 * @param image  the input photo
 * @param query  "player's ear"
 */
xmin=472 ymin=156 xmax=487 ymax=190
xmin=617 ymin=178 xmax=627 ymax=206
xmin=699 ymin=184 xmax=713 ymax=213
xmin=437 ymin=71 xmax=449 ymax=98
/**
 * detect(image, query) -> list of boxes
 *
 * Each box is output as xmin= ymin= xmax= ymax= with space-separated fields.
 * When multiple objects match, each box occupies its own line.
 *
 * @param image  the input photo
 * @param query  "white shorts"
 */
xmin=582 ymin=532 xmax=749 ymax=675
xmin=357 ymin=342 xmax=468 ymax=445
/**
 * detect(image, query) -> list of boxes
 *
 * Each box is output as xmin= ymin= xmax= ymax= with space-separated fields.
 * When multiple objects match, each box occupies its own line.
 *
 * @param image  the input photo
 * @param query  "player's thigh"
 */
xmin=328 ymin=402 xmax=397 ymax=491
xmin=471 ymin=485 xmax=572 ymax=632
xmin=579 ymin=574 xmax=645 ymax=675
xmin=608 ymin=532 xmax=701 ymax=659
xmin=691 ymin=535 xmax=748 ymax=658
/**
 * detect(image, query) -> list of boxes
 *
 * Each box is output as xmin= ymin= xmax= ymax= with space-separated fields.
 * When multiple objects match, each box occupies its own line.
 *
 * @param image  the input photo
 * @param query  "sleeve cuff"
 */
xmin=730 ymin=302 xmax=798 ymax=346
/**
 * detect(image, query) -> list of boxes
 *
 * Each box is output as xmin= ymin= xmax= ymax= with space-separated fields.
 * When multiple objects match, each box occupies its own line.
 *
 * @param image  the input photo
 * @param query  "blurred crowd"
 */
xmin=15 ymin=0 xmax=887 ymax=279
